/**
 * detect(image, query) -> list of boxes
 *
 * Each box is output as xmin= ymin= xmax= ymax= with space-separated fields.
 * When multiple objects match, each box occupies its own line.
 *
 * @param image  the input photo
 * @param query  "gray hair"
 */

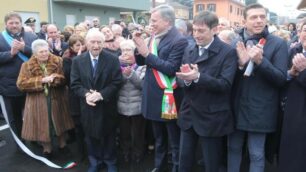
xmin=175 ymin=19 xmax=187 ymax=35
xmin=85 ymin=29 xmax=105 ymax=43
xmin=151 ymin=5 xmax=175 ymax=25
xmin=218 ymin=30 xmax=238 ymax=44
xmin=120 ymin=39 xmax=136 ymax=51
xmin=111 ymin=24 xmax=123 ymax=34
xmin=31 ymin=39 xmax=49 ymax=54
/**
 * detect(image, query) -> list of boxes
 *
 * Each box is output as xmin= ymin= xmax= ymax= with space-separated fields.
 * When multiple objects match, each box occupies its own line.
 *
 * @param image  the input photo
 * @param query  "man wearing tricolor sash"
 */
xmin=133 ymin=5 xmax=188 ymax=172
xmin=0 ymin=12 xmax=37 ymax=140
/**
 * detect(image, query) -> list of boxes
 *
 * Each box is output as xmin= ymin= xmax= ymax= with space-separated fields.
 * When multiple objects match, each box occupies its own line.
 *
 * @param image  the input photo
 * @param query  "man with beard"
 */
xmin=0 ymin=12 xmax=37 ymax=140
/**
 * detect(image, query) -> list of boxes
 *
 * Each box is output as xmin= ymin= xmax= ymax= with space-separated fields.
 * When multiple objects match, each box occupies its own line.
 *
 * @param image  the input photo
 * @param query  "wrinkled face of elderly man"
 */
xmin=86 ymin=31 xmax=105 ymax=57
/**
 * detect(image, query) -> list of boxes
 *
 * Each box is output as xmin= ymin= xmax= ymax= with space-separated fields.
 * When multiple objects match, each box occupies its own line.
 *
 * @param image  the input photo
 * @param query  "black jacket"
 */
xmin=0 ymin=29 xmax=37 ymax=96
xmin=178 ymin=36 xmax=238 ymax=137
xmin=70 ymin=50 xmax=123 ymax=139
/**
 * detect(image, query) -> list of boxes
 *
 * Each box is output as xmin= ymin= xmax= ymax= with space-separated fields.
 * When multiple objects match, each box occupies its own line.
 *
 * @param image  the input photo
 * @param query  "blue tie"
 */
xmin=92 ymin=59 xmax=98 ymax=77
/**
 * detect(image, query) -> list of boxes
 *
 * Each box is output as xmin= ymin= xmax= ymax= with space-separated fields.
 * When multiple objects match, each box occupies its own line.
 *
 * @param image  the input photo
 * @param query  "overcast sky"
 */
xmin=258 ymin=0 xmax=302 ymax=18
xmin=155 ymin=0 xmax=303 ymax=18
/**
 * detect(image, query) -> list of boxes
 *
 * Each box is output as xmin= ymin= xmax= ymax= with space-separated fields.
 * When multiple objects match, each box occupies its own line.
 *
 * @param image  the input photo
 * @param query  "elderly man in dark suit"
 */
xmin=133 ymin=4 xmax=188 ymax=172
xmin=227 ymin=3 xmax=288 ymax=172
xmin=71 ymin=29 xmax=122 ymax=172
xmin=176 ymin=11 xmax=237 ymax=172
xmin=0 ymin=12 xmax=37 ymax=139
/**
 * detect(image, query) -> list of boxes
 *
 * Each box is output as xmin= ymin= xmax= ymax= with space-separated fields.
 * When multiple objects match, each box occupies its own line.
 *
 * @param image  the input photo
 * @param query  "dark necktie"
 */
xmin=92 ymin=59 xmax=98 ymax=77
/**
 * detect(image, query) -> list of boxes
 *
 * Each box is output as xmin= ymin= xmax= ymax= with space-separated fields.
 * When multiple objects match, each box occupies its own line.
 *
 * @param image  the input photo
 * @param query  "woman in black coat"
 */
xmin=278 ymin=23 xmax=306 ymax=172
xmin=62 ymin=34 xmax=86 ymax=160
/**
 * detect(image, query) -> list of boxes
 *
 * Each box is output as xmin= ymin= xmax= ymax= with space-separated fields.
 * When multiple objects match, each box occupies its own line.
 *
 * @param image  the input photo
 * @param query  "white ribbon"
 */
xmin=0 ymin=95 xmax=62 ymax=168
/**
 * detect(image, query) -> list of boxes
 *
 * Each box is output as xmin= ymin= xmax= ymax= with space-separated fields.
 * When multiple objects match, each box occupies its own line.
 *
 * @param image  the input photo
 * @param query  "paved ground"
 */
xmin=0 ymin=118 xmax=278 ymax=172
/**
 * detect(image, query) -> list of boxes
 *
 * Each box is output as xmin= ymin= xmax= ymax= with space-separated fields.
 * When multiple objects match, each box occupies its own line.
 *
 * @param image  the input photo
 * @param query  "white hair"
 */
xmin=111 ymin=24 xmax=123 ymax=33
xmin=85 ymin=29 xmax=105 ymax=43
xmin=31 ymin=39 xmax=49 ymax=54
xmin=151 ymin=5 xmax=175 ymax=25
xmin=175 ymin=19 xmax=187 ymax=35
xmin=120 ymin=39 xmax=136 ymax=51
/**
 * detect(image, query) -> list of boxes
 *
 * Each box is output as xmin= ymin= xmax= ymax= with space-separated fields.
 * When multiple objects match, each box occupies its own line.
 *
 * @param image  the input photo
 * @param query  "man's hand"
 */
xmin=10 ymin=42 xmax=19 ymax=57
xmin=236 ymin=41 xmax=250 ymax=67
xmin=288 ymin=66 xmax=299 ymax=77
xmin=86 ymin=95 xmax=96 ymax=106
xmin=133 ymin=31 xmax=149 ymax=57
xmin=176 ymin=64 xmax=199 ymax=82
xmin=292 ymin=53 xmax=306 ymax=72
xmin=54 ymin=38 xmax=62 ymax=51
xmin=180 ymin=64 xmax=191 ymax=73
xmin=86 ymin=90 xmax=103 ymax=103
xmin=248 ymin=45 xmax=263 ymax=65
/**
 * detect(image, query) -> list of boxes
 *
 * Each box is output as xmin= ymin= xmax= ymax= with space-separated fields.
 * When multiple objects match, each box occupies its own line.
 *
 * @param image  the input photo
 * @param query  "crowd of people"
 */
xmin=0 ymin=2 xmax=305 ymax=172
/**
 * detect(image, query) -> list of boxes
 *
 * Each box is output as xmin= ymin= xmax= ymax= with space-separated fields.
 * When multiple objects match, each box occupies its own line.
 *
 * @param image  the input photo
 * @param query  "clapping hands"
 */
xmin=176 ymin=64 xmax=199 ymax=82
xmin=11 ymin=38 xmax=25 ymax=56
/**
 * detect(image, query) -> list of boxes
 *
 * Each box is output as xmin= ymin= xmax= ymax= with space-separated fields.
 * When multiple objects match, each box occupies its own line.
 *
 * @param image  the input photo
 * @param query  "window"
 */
xmin=230 ymin=5 xmax=233 ymax=13
xmin=196 ymin=4 xmax=204 ymax=12
xmin=207 ymin=4 xmax=216 ymax=12
xmin=237 ymin=8 xmax=240 ymax=15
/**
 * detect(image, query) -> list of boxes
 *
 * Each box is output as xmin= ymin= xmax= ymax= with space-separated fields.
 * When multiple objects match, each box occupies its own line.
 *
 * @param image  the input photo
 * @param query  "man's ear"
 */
xmin=242 ymin=19 xmax=246 ymax=27
xmin=211 ymin=26 xmax=218 ymax=35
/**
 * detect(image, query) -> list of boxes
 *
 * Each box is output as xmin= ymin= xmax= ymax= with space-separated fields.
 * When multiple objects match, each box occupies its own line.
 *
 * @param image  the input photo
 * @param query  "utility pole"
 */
xmin=152 ymin=0 xmax=156 ymax=8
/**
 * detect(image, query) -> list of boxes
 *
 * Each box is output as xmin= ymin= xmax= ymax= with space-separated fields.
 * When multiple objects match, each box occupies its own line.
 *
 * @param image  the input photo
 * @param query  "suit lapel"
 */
xmin=194 ymin=36 xmax=221 ymax=64
xmin=195 ymin=49 xmax=209 ymax=64
xmin=94 ymin=50 xmax=107 ymax=84
xmin=82 ymin=52 xmax=94 ymax=83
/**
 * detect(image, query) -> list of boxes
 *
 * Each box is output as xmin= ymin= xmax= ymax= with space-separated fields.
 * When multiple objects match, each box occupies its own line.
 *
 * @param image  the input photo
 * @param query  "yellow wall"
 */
xmin=0 ymin=0 xmax=48 ymax=31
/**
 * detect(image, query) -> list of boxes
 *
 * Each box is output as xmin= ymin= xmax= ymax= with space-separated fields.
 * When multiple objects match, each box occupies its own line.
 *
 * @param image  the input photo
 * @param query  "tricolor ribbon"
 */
xmin=149 ymin=35 xmax=178 ymax=119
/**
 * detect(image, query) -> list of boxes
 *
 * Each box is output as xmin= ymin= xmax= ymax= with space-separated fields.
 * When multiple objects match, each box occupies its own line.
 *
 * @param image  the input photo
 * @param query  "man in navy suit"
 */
xmin=71 ymin=29 xmax=122 ymax=172
xmin=176 ymin=11 xmax=237 ymax=172
xmin=133 ymin=5 xmax=188 ymax=172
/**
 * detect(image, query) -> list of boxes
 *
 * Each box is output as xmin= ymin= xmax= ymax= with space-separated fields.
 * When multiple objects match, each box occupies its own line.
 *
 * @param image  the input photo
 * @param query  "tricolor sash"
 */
xmin=149 ymin=35 xmax=178 ymax=119
xmin=2 ymin=30 xmax=29 ymax=62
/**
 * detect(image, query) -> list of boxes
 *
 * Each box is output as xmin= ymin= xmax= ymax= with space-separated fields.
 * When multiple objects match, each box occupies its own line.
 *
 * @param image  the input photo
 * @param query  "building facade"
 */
xmin=50 ymin=0 xmax=150 ymax=29
xmin=0 ymin=0 xmax=49 ymax=32
xmin=194 ymin=0 xmax=245 ymax=26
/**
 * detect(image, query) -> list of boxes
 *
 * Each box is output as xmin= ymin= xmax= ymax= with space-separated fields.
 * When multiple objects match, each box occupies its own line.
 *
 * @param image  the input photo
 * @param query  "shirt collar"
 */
xmin=89 ymin=52 xmax=99 ymax=61
xmin=199 ymin=37 xmax=214 ymax=50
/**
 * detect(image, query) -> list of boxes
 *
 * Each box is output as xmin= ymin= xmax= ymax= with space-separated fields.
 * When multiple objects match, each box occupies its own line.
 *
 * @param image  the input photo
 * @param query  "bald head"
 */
xmin=47 ymin=24 xmax=59 ymax=40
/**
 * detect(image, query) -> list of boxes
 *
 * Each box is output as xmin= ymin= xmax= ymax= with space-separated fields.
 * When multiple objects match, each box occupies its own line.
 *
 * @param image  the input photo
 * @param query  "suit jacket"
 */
xmin=178 ymin=36 xmax=237 ymax=137
xmin=136 ymin=27 xmax=188 ymax=121
xmin=0 ymin=30 xmax=37 ymax=96
xmin=70 ymin=50 xmax=123 ymax=139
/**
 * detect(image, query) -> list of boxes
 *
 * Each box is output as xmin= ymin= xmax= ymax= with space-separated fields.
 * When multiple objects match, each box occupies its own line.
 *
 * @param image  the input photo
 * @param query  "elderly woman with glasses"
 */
xmin=117 ymin=39 xmax=146 ymax=163
xmin=17 ymin=39 xmax=74 ymax=157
